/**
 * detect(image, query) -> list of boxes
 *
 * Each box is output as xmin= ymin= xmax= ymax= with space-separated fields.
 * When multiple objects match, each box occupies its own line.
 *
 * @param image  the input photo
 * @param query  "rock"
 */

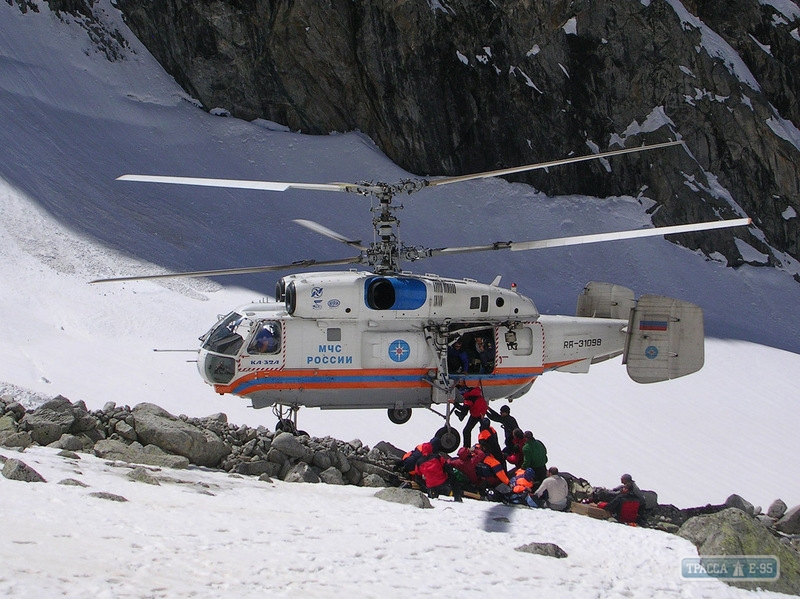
xmin=132 ymin=403 xmax=230 ymax=467
xmin=126 ymin=466 xmax=161 ymax=485
xmin=774 ymin=504 xmax=800 ymax=535
xmin=374 ymin=487 xmax=432 ymax=509
xmin=93 ymin=438 xmax=190 ymax=469
xmin=361 ymin=473 xmax=386 ymax=487
xmin=319 ymin=466 xmax=346 ymax=485
xmin=374 ymin=441 xmax=405 ymax=460
xmin=2 ymin=458 xmax=46 ymax=483
xmin=233 ymin=460 xmax=279 ymax=477
xmin=724 ymin=494 xmax=754 ymax=516
xmin=21 ymin=396 xmax=75 ymax=445
xmin=0 ymin=431 xmax=33 ymax=449
xmin=678 ymin=508 xmax=800 ymax=594
xmin=270 ymin=432 xmax=313 ymax=462
xmin=283 ymin=462 xmax=320 ymax=483
xmin=515 ymin=542 xmax=568 ymax=559
xmin=58 ymin=478 xmax=89 ymax=487
xmin=114 ymin=421 xmax=138 ymax=441
xmin=0 ymin=414 xmax=17 ymax=434
xmin=48 ymin=433 xmax=88 ymax=451
xmin=88 ymin=491 xmax=128 ymax=502
xmin=767 ymin=499 xmax=788 ymax=520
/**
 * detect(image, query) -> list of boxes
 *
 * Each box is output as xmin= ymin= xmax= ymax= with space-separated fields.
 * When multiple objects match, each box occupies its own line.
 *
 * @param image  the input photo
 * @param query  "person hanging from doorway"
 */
xmin=456 ymin=382 xmax=488 ymax=448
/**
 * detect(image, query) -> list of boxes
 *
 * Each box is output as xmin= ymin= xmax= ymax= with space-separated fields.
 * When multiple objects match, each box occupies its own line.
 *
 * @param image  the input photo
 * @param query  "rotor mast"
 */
xmin=361 ymin=179 xmax=427 ymax=273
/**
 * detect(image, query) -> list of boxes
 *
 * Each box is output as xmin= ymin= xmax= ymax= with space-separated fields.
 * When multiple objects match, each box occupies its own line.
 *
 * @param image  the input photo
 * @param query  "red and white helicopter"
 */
xmin=95 ymin=140 xmax=750 ymax=451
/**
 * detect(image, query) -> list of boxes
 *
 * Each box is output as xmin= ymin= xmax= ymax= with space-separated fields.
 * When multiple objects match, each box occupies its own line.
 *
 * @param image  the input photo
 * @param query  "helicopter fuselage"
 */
xmin=196 ymin=271 xmax=628 ymax=412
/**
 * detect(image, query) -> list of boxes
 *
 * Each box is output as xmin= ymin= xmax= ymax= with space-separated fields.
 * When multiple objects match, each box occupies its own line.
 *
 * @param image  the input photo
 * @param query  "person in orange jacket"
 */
xmin=477 ymin=418 xmax=505 ymax=466
xmin=475 ymin=439 xmax=510 ymax=497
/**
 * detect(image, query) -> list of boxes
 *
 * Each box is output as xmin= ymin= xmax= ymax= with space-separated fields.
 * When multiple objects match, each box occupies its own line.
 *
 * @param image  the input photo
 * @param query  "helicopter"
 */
xmin=93 ymin=139 xmax=751 ymax=452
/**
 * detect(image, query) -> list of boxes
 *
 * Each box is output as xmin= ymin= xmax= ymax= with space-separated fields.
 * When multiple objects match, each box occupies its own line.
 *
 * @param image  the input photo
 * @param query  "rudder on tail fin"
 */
xmin=623 ymin=295 xmax=704 ymax=383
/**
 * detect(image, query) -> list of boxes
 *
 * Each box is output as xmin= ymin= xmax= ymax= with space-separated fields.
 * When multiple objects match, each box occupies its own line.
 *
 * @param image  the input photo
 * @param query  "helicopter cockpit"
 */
xmin=198 ymin=312 xmax=283 ymax=385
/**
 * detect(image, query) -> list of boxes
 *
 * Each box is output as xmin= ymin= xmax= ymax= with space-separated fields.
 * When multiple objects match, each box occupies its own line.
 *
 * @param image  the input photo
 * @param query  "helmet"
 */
xmin=255 ymin=328 xmax=279 ymax=352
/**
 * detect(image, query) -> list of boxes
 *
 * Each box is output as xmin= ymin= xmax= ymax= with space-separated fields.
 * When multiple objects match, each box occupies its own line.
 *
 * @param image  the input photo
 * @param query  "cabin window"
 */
xmin=248 ymin=321 xmax=282 ymax=354
xmin=470 ymin=295 xmax=489 ymax=312
xmin=201 ymin=312 xmax=245 ymax=356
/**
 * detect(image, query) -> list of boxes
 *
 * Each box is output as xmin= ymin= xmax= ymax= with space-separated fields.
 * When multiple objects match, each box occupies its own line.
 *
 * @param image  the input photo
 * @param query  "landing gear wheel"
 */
xmin=275 ymin=418 xmax=297 ymax=434
xmin=435 ymin=426 xmax=461 ymax=453
xmin=387 ymin=407 xmax=412 ymax=425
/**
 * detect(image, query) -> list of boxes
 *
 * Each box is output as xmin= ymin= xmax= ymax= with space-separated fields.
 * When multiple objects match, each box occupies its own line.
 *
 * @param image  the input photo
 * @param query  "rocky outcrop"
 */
xmin=679 ymin=507 xmax=800 ymax=595
xmin=0 ymin=395 xmax=401 ymax=488
xmin=99 ymin=0 xmax=800 ymax=268
xmin=131 ymin=403 xmax=230 ymax=468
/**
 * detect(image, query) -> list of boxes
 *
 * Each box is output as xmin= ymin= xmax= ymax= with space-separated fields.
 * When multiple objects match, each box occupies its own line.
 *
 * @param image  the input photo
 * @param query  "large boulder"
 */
xmin=2 ymin=458 xmax=46 ymax=483
xmin=132 ymin=403 xmax=230 ymax=467
xmin=678 ymin=508 xmax=800 ymax=594
xmin=93 ymin=438 xmax=190 ymax=469
xmin=21 ymin=396 xmax=75 ymax=445
xmin=774 ymin=504 xmax=800 ymax=535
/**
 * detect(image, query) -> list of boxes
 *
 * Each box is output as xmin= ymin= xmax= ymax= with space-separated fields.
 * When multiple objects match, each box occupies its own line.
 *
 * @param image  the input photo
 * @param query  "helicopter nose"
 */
xmin=197 ymin=348 xmax=236 ymax=385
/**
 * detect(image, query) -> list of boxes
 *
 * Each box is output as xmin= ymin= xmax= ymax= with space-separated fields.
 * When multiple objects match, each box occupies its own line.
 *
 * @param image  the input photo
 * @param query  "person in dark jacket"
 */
xmin=486 ymin=404 xmax=519 ymax=452
xmin=447 ymin=338 xmax=470 ymax=375
xmin=504 ymin=428 xmax=526 ymax=466
xmin=477 ymin=418 xmax=505 ymax=465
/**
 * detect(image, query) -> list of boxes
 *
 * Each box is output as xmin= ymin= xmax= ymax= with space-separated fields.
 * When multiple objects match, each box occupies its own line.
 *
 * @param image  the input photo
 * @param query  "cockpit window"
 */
xmin=248 ymin=321 xmax=282 ymax=355
xmin=201 ymin=312 xmax=245 ymax=356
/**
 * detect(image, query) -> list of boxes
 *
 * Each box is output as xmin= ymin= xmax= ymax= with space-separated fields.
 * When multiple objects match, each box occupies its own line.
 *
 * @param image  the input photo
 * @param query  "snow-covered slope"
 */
xmin=0 ymin=445 xmax=792 ymax=599
xmin=1 ymin=0 xmax=799 ymax=519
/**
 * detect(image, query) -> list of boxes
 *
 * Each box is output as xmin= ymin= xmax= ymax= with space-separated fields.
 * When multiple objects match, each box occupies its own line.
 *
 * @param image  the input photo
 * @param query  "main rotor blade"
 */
xmin=89 ymin=256 xmax=364 ymax=284
xmin=431 ymin=217 xmax=752 ymax=257
xmin=293 ymin=219 xmax=368 ymax=250
xmin=424 ymin=140 xmax=684 ymax=189
xmin=117 ymin=174 xmax=381 ymax=195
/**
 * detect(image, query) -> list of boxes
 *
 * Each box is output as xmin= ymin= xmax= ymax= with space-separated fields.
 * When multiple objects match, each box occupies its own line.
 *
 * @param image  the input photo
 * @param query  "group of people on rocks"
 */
xmin=399 ymin=383 xmax=567 ymax=510
xmin=398 ymin=383 xmax=646 ymax=522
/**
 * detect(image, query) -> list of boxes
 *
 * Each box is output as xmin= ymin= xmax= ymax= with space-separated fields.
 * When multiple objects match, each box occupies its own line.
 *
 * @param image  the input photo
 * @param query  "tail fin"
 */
xmin=623 ymin=295 xmax=704 ymax=383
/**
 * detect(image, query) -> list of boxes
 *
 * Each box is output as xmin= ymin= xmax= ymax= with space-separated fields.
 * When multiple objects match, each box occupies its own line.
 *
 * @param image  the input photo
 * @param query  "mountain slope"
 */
xmin=1 ymin=0 xmax=799 ymax=514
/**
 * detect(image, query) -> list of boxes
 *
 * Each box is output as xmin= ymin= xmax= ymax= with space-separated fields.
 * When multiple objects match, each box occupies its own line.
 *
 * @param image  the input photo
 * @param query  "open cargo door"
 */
xmin=623 ymin=295 xmax=704 ymax=383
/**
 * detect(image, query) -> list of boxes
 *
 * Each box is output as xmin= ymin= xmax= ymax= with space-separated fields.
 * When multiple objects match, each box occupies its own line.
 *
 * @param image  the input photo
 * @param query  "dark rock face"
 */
xmin=109 ymin=0 xmax=799 ymax=266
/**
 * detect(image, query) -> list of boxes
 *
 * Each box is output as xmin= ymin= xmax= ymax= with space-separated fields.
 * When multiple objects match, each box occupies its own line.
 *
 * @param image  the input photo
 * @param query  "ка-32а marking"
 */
xmin=94 ymin=140 xmax=750 ymax=451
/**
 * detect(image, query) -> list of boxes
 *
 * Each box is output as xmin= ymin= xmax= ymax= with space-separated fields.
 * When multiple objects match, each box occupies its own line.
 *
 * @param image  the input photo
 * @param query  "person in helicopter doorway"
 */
xmin=456 ymin=381 xmax=488 ymax=448
xmin=472 ymin=335 xmax=496 ymax=373
xmin=447 ymin=337 xmax=470 ymax=375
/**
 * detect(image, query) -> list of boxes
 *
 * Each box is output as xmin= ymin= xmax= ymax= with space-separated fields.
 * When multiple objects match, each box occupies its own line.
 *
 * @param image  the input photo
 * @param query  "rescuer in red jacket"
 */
xmin=416 ymin=442 xmax=463 ymax=502
xmin=447 ymin=446 xmax=486 ymax=493
xmin=458 ymin=384 xmax=488 ymax=448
